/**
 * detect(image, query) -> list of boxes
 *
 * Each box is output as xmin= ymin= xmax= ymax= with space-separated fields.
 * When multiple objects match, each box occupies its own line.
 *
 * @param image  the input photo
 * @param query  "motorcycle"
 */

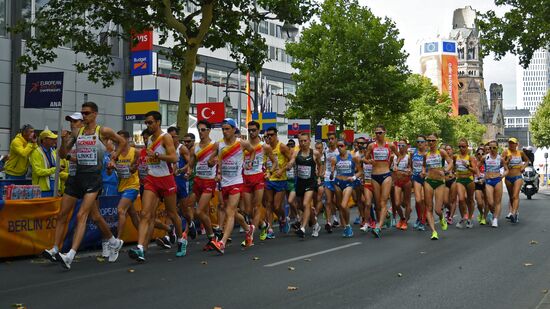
xmin=521 ymin=165 xmax=539 ymax=199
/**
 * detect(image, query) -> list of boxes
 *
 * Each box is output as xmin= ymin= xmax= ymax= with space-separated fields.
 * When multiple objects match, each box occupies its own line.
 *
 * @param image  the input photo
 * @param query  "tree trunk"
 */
xmin=177 ymin=47 xmax=199 ymax=138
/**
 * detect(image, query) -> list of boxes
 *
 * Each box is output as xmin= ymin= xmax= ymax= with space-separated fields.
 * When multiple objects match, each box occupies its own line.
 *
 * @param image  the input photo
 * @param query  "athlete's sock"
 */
xmin=52 ymin=245 xmax=59 ymax=253
xmin=137 ymin=244 xmax=144 ymax=252
xmin=67 ymin=249 xmax=76 ymax=260
xmin=108 ymin=236 xmax=117 ymax=245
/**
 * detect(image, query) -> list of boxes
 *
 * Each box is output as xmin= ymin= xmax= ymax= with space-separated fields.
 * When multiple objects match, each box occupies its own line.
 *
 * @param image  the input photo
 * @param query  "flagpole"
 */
xmin=237 ymin=70 xmax=242 ymax=131
xmin=53 ymin=105 xmax=62 ymax=196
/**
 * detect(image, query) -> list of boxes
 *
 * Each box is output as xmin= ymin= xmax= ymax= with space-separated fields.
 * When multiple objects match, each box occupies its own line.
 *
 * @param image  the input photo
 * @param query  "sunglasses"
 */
xmin=357 ymin=142 xmax=366 ymax=145
xmin=183 ymin=140 xmax=192 ymax=143
xmin=81 ymin=111 xmax=93 ymax=116
xmin=265 ymin=133 xmax=275 ymax=137
xmin=199 ymin=128 xmax=209 ymax=132
xmin=338 ymin=144 xmax=346 ymax=148
xmin=458 ymin=145 xmax=467 ymax=148
xmin=375 ymin=131 xmax=384 ymax=135
xmin=416 ymin=140 xmax=426 ymax=143
xmin=144 ymin=120 xmax=155 ymax=125
xmin=427 ymin=139 xmax=437 ymax=142
xmin=398 ymin=144 xmax=406 ymax=147
xmin=476 ymin=152 xmax=484 ymax=156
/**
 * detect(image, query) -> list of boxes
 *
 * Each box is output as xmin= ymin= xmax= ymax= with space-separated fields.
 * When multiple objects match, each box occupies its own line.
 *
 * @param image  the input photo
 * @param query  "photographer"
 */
xmin=4 ymin=124 xmax=38 ymax=180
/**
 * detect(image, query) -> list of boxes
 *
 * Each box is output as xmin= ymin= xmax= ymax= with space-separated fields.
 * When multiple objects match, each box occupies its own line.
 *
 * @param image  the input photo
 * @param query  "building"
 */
xmin=503 ymin=108 xmax=532 ymax=128
xmin=0 ymin=1 xmax=296 ymax=153
xmin=448 ymin=6 xmax=504 ymax=141
xmin=516 ymin=48 xmax=550 ymax=114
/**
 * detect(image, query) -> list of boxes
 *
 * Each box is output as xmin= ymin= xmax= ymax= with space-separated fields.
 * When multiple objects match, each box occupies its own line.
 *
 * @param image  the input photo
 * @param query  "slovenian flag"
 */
xmin=287 ymin=119 xmax=311 ymax=137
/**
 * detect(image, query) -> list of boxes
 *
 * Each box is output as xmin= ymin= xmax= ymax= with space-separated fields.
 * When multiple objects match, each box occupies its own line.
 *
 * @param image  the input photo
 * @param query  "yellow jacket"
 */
xmin=5 ymin=134 xmax=37 ymax=176
xmin=29 ymin=147 xmax=67 ymax=193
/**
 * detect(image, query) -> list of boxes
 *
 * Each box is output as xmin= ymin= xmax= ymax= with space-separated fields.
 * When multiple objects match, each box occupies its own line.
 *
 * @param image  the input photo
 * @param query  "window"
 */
xmin=259 ymin=21 xmax=268 ymax=34
xmin=160 ymin=102 xmax=178 ymax=126
xmin=0 ymin=0 xmax=6 ymax=37
xmin=269 ymin=22 xmax=275 ymax=36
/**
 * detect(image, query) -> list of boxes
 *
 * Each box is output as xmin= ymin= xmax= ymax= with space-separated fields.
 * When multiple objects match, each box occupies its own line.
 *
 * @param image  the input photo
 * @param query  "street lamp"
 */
xmin=223 ymin=90 xmax=255 ymax=130
xmin=545 ymin=152 xmax=548 ymax=187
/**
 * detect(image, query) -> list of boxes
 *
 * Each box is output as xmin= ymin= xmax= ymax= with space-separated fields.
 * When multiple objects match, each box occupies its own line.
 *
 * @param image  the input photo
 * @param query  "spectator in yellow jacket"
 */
xmin=5 ymin=124 xmax=38 ymax=179
xmin=30 ymin=130 xmax=67 ymax=197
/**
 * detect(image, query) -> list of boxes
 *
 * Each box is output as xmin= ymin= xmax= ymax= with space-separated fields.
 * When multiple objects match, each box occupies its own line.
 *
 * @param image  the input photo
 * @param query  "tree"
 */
xmin=478 ymin=0 xmax=550 ymax=67
xmin=530 ymin=92 xmax=550 ymax=147
xmin=285 ymin=0 xmax=413 ymax=131
xmin=11 ymin=0 xmax=316 ymax=136
xmin=451 ymin=114 xmax=486 ymax=147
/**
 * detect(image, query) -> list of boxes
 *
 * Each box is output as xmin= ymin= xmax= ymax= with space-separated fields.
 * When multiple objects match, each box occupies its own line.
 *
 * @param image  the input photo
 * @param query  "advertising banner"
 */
xmin=130 ymin=30 xmax=153 ymax=52
xmin=441 ymin=54 xmax=459 ymax=116
xmin=130 ymin=50 xmax=153 ymax=76
xmin=24 ymin=72 xmax=64 ymax=109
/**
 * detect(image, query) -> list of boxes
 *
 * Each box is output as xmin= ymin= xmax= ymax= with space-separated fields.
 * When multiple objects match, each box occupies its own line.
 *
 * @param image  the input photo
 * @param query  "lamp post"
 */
xmin=223 ymin=90 xmax=255 ymax=131
xmin=545 ymin=152 xmax=548 ymax=187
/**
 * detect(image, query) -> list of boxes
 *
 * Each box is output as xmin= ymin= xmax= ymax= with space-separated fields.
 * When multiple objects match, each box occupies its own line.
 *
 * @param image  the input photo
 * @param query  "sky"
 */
xmin=359 ymin=0 xmax=518 ymax=109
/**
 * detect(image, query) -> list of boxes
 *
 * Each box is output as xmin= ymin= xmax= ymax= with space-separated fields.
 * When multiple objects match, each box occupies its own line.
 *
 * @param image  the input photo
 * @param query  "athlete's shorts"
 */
xmin=412 ymin=174 xmax=425 ymax=185
xmin=505 ymin=175 xmax=522 ymax=184
xmin=243 ymin=173 xmax=265 ymax=193
xmin=372 ymin=172 xmax=392 ymax=185
xmin=363 ymin=181 xmax=374 ymax=192
xmin=192 ymin=177 xmax=217 ymax=196
xmin=475 ymin=182 xmax=485 ymax=191
xmin=176 ymin=179 xmax=189 ymax=200
xmin=296 ymin=179 xmax=317 ymax=197
xmin=119 ymin=189 xmax=139 ymax=202
xmin=335 ymin=179 xmax=356 ymax=191
xmin=144 ymin=175 xmax=177 ymax=198
xmin=456 ymin=177 xmax=473 ymax=186
xmin=486 ymin=177 xmax=502 ymax=187
xmin=323 ymin=180 xmax=336 ymax=192
xmin=65 ymin=173 xmax=102 ymax=199
xmin=445 ymin=178 xmax=456 ymax=188
xmin=221 ymin=184 xmax=243 ymax=200
xmin=266 ymin=180 xmax=287 ymax=192
xmin=394 ymin=177 xmax=411 ymax=188
xmin=287 ymin=179 xmax=296 ymax=192
xmin=425 ymin=178 xmax=444 ymax=190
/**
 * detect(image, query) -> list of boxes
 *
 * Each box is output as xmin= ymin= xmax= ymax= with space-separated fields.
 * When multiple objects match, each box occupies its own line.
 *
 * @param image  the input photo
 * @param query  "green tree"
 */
xmin=11 ymin=0 xmax=315 ymax=136
xmin=530 ymin=92 xmax=550 ymax=147
xmin=479 ymin=0 xmax=550 ymax=67
xmin=285 ymin=0 xmax=413 ymax=130
xmin=451 ymin=114 xmax=487 ymax=147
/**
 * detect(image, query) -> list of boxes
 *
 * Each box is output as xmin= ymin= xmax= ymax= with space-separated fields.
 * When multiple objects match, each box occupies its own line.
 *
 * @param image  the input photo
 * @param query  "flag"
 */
xmin=343 ymin=129 xmax=354 ymax=144
xmin=288 ymin=119 xmax=311 ymax=137
xmin=315 ymin=125 xmax=336 ymax=140
xmin=261 ymin=75 xmax=271 ymax=112
xmin=245 ymin=72 xmax=252 ymax=127
xmin=197 ymin=102 xmax=225 ymax=125
xmin=252 ymin=112 xmax=277 ymax=131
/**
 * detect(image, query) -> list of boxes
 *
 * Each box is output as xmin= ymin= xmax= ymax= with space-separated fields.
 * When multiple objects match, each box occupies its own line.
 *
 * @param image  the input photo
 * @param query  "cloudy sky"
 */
xmin=359 ymin=0 xmax=518 ymax=109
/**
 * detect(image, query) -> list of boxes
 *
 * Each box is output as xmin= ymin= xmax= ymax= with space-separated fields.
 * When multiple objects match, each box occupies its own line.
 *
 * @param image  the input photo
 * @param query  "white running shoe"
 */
xmin=41 ymin=249 xmax=57 ymax=262
xmin=109 ymin=239 xmax=124 ymax=263
xmin=312 ymin=223 xmax=321 ymax=237
xmin=359 ymin=224 xmax=369 ymax=232
xmin=55 ymin=253 xmax=72 ymax=270
xmin=102 ymin=241 xmax=109 ymax=258
xmin=491 ymin=218 xmax=498 ymax=228
xmin=466 ymin=220 xmax=474 ymax=229
xmin=456 ymin=219 xmax=466 ymax=229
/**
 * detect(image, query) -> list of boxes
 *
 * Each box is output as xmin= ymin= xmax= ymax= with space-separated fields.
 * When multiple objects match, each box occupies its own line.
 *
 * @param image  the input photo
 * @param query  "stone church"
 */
xmin=449 ymin=6 xmax=504 ymax=141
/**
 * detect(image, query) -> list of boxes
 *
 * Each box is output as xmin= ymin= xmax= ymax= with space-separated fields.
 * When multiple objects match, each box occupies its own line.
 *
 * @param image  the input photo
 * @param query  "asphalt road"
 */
xmin=1 ymin=190 xmax=550 ymax=309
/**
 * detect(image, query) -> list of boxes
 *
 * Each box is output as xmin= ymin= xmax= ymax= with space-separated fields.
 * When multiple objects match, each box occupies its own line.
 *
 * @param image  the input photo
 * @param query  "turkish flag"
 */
xmin=197 ymin=102 xmax=225 ymax=125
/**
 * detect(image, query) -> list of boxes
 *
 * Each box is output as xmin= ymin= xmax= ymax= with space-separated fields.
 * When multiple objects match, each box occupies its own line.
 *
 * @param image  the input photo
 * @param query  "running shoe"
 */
xmin=55 ymin=252 xmax=72 ymax=270
xmin=396 ymin=220 xmax=403 ymax=230
xmin=487 ymin=212 xmax=493 ymax=223
xmin=480 ymin=218 xmax=487 ymax=225
xmin=208 ymin=239 xmax=225 ymax=255
xmin=168 ymin=225 xmax=176 ymax=244
xmin=188 ymin=221 xmax=197 ymax=240
xmin=400 ymin=220 xmax=408 ymax=231
xmin=431 ymin=231 xmax=439 ymax=240
xmin=102 ymin=241 xmax=110 ymax=258
xmin=466 ymin=219 xmax=473 ymax=229
xmin=359 ymin=223 xmax=369 ymax=232
xmin=446 ymin=216 xmax=453 ymax=225
xmin=353 ymin=217 xmax=361 ymax=225
xmin=203 ymin=241 xmax=214 ymax=251
xmin=441 ymin=217 xmax=448 ymax=231
xmin=155 ymin=236 xmax=172 ymax=249
xmin=266 ymin=229 xmax=276 ymax=239
xmin=477 ymin=214 xmax=482 ymax=223
xmin=282 ymin=219 xmax=291 ymax=234
xmin=456 ymin=218 xmax=466 ymax=229
xmin=332 ymin=220 xmax=340 ymax=228
xmin=213 ymin=227 xmax=224 ymax=241
xmin=413 ymin=219 xmax=420 ymax=230
xmin=491 ymin=218 xmax=498 ymax=228
xmin=259 ymin=224 xmax=268 ymax=241
xmin=390 ymin=217 xmax=397 ymax=228
xmin=510 ymin=214 xmax=517 ymax=224
xmin=128 ymin=247 xmax=145 ymax=262
xmin=176 ymin=239 xmax=187 ymax=257
xmin=325 ymin=223 xmax=333 ymax=234
xmin=109 ymin=239 xmax=124 ymax=263
xmin=505 ymin=213 xmax=513 ymax=220
xmin=368 ymin=219 xmax=376 ymax=229
xmin=417 ymin=223 xmax=426 ymax=231
xmin=296 ymin=227 xmax=306 ymax=238
xmin=371 ymin=227 xmax=381 ymax=238
xmin=41 ymin=249 xmax=57 ymax=262
xmin=291 ymin=221 xmax=301 ymax=231
xmin=312 ymin=223 xmax=321 ymax=237
xmin=342 ymin=225 xmax=353 ymax=238
xmin=245 ymin=225 xmax=255 ymax=247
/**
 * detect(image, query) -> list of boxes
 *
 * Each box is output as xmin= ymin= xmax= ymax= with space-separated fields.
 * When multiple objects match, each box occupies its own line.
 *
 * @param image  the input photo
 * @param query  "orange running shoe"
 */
xmin=208 ymin=239 xmax=225 ymax=255
xmin=400 ymin=220 xmax=408 ymax=230
xmin=395 ymin=220 xmax=403 ymax=229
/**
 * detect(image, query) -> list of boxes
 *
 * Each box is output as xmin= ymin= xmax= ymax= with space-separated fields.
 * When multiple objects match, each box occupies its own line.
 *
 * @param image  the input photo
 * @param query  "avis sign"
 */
xmin=24 ymin=72 xmax=64 ymax=109
xmin=130 ymin=30 xmax=153 ymax=52
xmin=197 ymin=102 xmax=225 ymax=126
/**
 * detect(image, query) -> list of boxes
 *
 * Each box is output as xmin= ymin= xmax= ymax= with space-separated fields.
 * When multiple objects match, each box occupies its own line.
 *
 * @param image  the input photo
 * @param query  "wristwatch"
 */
xmin=154 ymin=152 xmax=160 ymax=158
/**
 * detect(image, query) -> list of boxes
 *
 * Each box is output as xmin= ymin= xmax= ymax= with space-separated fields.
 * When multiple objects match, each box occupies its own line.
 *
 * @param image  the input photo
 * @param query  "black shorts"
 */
xmin=475 ymin=182 xmax=485 ymax=191
xmin=296 ymin=179 xmax=317 ymax=197
xmin=64 ymin=173 xmax=102 ymax=199
xmin=445 ymin=178 xmax=455 ymax=188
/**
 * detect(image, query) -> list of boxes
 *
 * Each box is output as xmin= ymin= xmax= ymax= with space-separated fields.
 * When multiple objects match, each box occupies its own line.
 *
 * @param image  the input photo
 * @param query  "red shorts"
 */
xmin=364 ymin=182 xmax=374 ymax=192
xmin=193 ymin=178 xmax=217 ymax=197
xmin=395 ymin=177 xmax=411 ymax=188
xmin=242 ymin=173 xmax=265 ymax=193
xmin=221 ymin=184 xmax=243 ymax=200
xmin=144 ymin=175 xmax=177 ymax=198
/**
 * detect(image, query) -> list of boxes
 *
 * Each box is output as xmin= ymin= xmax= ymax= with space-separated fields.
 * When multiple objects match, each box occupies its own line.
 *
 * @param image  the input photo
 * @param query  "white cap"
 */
xmin=65 ymin=112 xmax=83 ymax=121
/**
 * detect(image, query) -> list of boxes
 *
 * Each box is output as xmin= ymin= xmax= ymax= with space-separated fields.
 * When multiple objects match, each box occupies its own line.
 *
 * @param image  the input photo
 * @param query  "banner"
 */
xmin=252 ymin=112 xmax=277 ymax=131
xmin=287 ymin=119 xmax=311 ymax=137
xmin=441 ymin=54 xmax=459 ymax=116
xmin=130 ymin=30 xmax=153 ymax=52
xmin=24 ymin=72 xmax=64 ymax=109
xmin=125 ymin=89 xmax=159 ymax=121
xmin=315 ymin=125 xmax=336 ymax=140
xmin=131 ymin=50 xmax=153 ymax=76
xmin=197 ymin=102 xmax=225 ymax=126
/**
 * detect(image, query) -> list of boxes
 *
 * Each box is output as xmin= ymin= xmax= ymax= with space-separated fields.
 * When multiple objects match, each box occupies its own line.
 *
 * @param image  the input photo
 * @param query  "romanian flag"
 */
xmin=252 ymin=112 xmax=277 ymax=131
xmin=315 ymin=125 xmax=336 ymax=140
xmin=221 ymin=141 xmax=241 ymax=160
xmin=245 ymin=72 xmax=252 ymax=127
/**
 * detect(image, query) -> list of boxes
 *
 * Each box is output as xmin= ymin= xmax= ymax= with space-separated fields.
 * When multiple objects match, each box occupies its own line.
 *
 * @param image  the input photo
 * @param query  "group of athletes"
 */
xmin=40 ymin=102 xmax=531 ymax=270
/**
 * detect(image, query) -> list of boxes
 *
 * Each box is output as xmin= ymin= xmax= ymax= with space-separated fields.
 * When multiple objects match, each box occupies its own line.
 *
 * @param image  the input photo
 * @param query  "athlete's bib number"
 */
xmin=297 ymin=165 xmax=312 ymax=179
xmin=196 ymin=161 xmax=215 ymax=178
xmin=373 ymin=149 xmax=388 ymax=161
xmin=336 ymin=162 xmax=352 ymax=175
xmin=116 ymin=163 xmax=131 ymax=179
xmin=222 ymin=160 xmax=239 ymax=177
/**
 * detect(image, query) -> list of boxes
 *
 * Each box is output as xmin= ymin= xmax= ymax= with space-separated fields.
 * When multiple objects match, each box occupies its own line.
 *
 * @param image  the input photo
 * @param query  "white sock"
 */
xmin=300 ymin=227 xmax=305 ymax=233
xmin=52 ymin=245 xmax=59 ymax=253
xmin=137 ymin=244 xmax=144 ymax=251
xmin=108 ymin=236 xmax=117 ymax=245
xmin=67 ymin=249 xmax=76 ymax=260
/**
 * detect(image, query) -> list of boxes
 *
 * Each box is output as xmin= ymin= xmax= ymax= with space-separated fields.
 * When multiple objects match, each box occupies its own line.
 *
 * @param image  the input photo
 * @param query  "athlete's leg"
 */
xmin=423 ymin=183 xmax=435 ymax=232
xmin=117 ymin=197 xmax=134 ymax=238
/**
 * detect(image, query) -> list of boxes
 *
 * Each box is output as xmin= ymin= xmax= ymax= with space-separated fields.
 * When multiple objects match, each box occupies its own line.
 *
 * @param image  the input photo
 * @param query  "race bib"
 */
xmin=221 ymin=160 xmax=239 ymax=177
xmin=297 ymin=165 xmax=312 ymax=179
xmin=116 ymin=163 xmax=131 ymax=179
xmin=76 ymin=135 xmax=98 ymax=166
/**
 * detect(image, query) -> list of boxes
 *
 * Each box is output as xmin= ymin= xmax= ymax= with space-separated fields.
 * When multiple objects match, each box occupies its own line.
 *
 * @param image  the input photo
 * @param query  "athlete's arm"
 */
xmin=130 ymin=148 xmax=139 ymax=174
xmin=241 ymin=140 xmax=255 ymax=170
xmin=353 ymin=156 xmax=363 ymax=181
xmin=470 ymin=155 xmax=479 ymax=177
xmin=365 ymin=144 xmax=375 ymax=164
xmin=287 ymin=149 xmax=299 ymax=170
xmin=263 ymin=144 xmax=279 ymax=171
xmin=314 ymin=150 xmax=323 ymax=177
xmin=101 ymin=127 xmax=127 ymax=161
xmin=274 ymin=143 xmax=291 ymax=177
xmin=330 ymin=157 xmax=336 ymax=180
xmin=520 ymin=151 xmax=530 ymax=171
xmin=207 ymin=142 xmax=219 ymax=167
xmin=441 ymin=149 xmax=453 ymax=174
xmin=159 ymin=133 xmax=178 ymax=163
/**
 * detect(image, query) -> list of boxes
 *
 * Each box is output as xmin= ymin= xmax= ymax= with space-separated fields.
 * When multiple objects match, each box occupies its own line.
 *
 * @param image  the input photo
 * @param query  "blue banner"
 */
xmin=130 ymin=50 xmax=153 ymax=76
xmin=125 ymin=89 xmax=159 ymax=102
xmin=24 ymin=72 xmax=64 ymax=109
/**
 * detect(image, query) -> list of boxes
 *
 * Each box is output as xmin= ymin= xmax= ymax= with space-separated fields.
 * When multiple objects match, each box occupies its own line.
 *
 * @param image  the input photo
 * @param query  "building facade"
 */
xmin=516 ymin=48 xmax=550 ymax=114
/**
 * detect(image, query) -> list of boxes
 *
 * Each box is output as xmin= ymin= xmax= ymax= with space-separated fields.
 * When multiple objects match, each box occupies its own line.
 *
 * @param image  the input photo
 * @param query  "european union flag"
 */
xmin=424 ymin=42 xmax=438 ymax=53
xmin=442 ymin=41 xmax=456 ymax=53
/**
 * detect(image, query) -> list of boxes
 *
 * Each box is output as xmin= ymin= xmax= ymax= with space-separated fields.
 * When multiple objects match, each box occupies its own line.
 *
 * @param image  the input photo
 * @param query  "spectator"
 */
xmin=4 ymin=124 xmax=38 ymax=179
xmin=29 ymin=129 xmax=67 ymax=197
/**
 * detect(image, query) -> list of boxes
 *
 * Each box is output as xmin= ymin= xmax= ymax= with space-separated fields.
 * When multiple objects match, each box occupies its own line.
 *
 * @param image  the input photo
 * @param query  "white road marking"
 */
xmin=264 ymin=242 xmax=362 ymax=267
